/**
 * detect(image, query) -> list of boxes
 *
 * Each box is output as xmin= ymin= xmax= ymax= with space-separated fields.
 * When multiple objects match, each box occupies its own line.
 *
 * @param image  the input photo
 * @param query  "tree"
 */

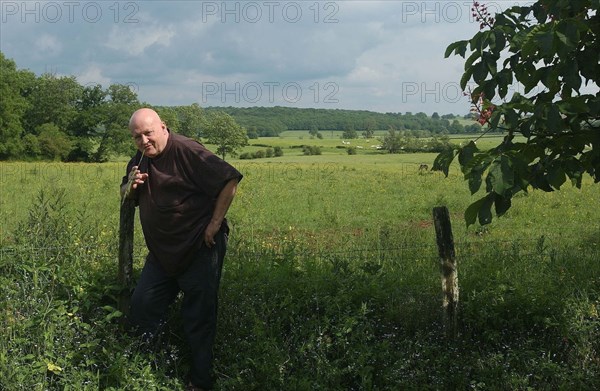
xmin=178 ymin=103 xmax=204 ymax=138
xmin=36 ymin=123 xmax=72 ymax=161
xmin=69 ymin=84 xmax=107 ymax=137
xmin=202 ymin=111 xmax=248 ymax=160
xmin=342 ymin=129 xmax=358 ymax=139
xmin=381 ymin=129 xmax=403 ymax=153
xmin=363 ymin=118 xmax=377 ymax=138
xmin=0 ymin=52 xmax=34 ymax=159
xmin=435 ymin=0 xmax=599 ymax=226
xmin=247 ymin=127 xmax=259 ymax=139
xmin=24 ymin=73 xmax=82 ymax=134
xmin=94 ymin=84 xmax=141 ymax=162
xmin=449 ymin=119 xmax=465 ymax=133
xmin=66 ymin=84 xmax=108 ymax=161
xmin=156 ymin=106 xmax=180 ymax=133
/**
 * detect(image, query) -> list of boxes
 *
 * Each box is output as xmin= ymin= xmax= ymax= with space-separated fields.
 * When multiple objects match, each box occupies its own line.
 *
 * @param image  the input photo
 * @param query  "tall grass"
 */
xmin=1 ymin=157 xmax=599 ymax=389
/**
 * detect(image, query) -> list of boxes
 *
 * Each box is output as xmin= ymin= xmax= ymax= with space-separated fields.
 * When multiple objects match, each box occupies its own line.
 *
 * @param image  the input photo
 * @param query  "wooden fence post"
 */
xmin=433 ymin=206 xmax=459 ymax=339
xmin=118 ymin=198 xmax=136 ymax=324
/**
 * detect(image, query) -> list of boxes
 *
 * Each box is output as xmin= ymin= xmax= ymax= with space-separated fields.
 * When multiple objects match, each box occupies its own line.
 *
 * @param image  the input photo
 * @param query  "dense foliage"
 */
xmin=0 ymin=53 xmax=225 ymax=162
xmin=436 ymin=0 xmax=599 ymax=226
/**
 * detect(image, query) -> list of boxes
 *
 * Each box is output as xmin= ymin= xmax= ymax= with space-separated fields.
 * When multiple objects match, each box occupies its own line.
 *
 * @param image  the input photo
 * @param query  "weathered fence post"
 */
xmin=118 ymin=197 xmax=136 ymax=324
xmin=433 ymin=206 xmax=459 ymax=339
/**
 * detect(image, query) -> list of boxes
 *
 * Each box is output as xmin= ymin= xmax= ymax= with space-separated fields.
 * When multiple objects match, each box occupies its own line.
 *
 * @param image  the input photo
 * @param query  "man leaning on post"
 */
xmin=120 ymin=108 xmax=242 ymax=391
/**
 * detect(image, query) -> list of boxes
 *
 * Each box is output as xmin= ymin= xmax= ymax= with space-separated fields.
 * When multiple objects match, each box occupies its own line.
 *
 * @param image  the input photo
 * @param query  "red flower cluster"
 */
xmin=477 ymin=105 xmax=495 ymax=125
xmin=470 ymin=92 xmax=495 ymax=125
xmin=472 ymin=1 xmax=495 ymax=30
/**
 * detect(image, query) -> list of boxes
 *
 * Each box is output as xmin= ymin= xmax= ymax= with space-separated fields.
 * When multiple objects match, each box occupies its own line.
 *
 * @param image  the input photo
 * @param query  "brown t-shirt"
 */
xmin=122 ymin=132 xmax=242 ymax=275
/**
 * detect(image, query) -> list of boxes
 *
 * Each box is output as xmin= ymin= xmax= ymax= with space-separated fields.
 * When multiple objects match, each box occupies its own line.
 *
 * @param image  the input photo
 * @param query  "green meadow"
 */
xmin=1 ymin=131 xmax=599 ymax=390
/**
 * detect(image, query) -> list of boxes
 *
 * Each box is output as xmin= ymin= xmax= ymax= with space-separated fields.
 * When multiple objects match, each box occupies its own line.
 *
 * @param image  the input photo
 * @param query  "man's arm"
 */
xmin=204 ymin=178 xmax=239 ymax=247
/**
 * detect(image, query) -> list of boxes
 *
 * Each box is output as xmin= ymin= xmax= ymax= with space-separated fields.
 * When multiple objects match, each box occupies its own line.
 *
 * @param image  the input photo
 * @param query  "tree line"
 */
xmin=207 ymin=106 xmax=483 ymax=138
xmin=1 ymin=51 xmax=481 ymax=162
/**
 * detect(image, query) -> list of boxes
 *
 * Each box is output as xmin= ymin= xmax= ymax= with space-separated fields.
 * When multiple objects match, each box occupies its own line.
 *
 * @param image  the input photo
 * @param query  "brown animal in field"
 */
xmin=418 ymin=164 xmax=429 ymax=172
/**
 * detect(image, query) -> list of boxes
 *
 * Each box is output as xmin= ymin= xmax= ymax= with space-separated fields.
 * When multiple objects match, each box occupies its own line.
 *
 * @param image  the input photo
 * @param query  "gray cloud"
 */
xmin=1 ymin=0 xmax=493 ymax=114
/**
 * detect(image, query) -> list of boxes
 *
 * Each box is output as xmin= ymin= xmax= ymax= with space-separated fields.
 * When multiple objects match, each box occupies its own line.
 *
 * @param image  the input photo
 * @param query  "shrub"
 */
xmin=302 ymin=145 xmax=321 ymax=156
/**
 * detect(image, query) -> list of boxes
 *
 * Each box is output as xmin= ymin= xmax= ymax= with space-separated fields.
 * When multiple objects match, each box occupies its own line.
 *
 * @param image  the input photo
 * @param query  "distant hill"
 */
xmin=203 ymin=106 xmax=481 ymax=137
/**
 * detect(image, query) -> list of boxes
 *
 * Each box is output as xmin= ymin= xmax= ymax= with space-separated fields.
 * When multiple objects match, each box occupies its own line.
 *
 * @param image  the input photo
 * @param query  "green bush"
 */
xmin=253 ymin=150 xmax=266 ymax=159
xmin=302 ymin=145 xmax=321 ymax=156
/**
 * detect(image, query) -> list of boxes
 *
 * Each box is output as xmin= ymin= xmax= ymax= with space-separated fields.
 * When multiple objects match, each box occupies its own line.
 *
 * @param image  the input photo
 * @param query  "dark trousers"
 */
xmin=130 ymin=231 xmax=227 ymax=389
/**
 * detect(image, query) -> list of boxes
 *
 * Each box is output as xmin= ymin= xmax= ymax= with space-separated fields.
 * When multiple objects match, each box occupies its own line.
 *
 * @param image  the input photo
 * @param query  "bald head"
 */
xmin=129 ymin=108 xmax=162 ymax=130
xmin=129 ymin=108 xmax=169 ymax=158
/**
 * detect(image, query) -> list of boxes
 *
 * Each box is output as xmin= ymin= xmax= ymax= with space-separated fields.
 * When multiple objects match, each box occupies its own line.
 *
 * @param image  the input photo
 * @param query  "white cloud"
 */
xmin=76 ymin=64 xmax=111 ymax=87
xmin=34 ymin=34 xmax=63 ymax=56
xmin=105 ymin=23 xmax=175 ymax=56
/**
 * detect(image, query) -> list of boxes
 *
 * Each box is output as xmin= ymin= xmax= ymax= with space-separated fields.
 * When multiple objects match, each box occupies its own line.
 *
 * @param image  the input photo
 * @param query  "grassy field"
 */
xmin=1 ymin=132 xmax=599 ymax=389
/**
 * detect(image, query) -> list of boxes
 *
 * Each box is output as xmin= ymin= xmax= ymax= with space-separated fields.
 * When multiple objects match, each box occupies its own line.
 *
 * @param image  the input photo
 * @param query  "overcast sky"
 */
xmin=0 ymin=0 xmax=530 ymax=115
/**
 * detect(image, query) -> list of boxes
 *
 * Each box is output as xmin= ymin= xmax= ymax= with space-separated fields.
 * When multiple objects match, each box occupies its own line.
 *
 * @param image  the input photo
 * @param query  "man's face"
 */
xmin=130 ymin=116 xmax=169 ymax=158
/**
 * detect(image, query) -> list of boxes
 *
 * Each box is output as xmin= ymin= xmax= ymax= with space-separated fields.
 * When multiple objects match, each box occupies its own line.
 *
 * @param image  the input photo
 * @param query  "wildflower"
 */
xmin=47 ymin=362 xmax=63 ymax=374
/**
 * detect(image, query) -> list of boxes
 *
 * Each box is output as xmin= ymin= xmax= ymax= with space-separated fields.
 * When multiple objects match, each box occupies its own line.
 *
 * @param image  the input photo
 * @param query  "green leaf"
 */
xmin=470 ymin=31 xmax=486 ymax=52
xmin=464 ymin=194 xmax=495 ymax=227
xmin=464 ymin=51 xmax=481 ymax=71
xmin=482 ymin=80 xmax=497 ymax=101
xmin=467 ymin=168 xmax=484 ymax=195
xmin=497 ymin=70 xmax=513 ymax=99
xmin=562 ymin=158 xmax=584 ymax=188
xmin=488 ymin=109 xmax=502 ymax=130
xmin=494 ymin=193 xmax=512 ymax=217
xmin=464 ymin=196 xmax=485 ymax=227
xmin=556 ymin=20 xmax=580 ymax=51
xmin=445 ymin=40 xmax=469 ymax=58
xmin=463 ymin=152 xmax=494 ymax=194
xmin=458 ymin=141 xmax=479 ymax=167
xmin=487 ymin=155 xmax=514 ymax=196
xmin=536 ymin=30 xmax=555 ymax=58
xmin=503 ymin=107 xmax=519 ymax=129
xmin=493 ymin=30 xmax=507 ymax=54
xmin=557 ymin=96 xmax=589 ymax=114
xmin=546 ymin=105 xmax=564 ymax=133
xmin=547 ymin=164 xmax=566 ymax=189
xmin=460 ymin=68 xmax=474 ymax=91
xmin=432 ymin=148 xmax=458 ymax=177
xmin=532 ymin=2 xmax=548 ymax=23
xmin=518 ymin=63 xmax=539 ymax=94
xmin=473 ymin=62 xmax=488 ymax=83
xmin=563 ymin=62 xmax=582 ymax=93
xmin=478 ymin=194 xmax=494 ymax=225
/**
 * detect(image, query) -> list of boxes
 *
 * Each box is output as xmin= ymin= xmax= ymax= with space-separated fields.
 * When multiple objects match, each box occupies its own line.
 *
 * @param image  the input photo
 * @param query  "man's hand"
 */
xmin=204 ymin=220 xmax=221 ymax=248
xmin=121 ymin=166 xmax=149 ymax=200
xmin=203 ymin=178 xmax=239 ymax=248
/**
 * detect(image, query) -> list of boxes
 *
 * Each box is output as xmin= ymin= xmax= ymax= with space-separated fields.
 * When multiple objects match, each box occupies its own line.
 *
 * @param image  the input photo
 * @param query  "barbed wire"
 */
xmin=1 ymin=229 xmax=597 ymax=264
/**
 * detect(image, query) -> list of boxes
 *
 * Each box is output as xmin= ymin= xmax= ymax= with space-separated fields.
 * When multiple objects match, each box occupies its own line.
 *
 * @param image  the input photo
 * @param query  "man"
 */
xmin=121 ymin=108 xmax=242 ymax=390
